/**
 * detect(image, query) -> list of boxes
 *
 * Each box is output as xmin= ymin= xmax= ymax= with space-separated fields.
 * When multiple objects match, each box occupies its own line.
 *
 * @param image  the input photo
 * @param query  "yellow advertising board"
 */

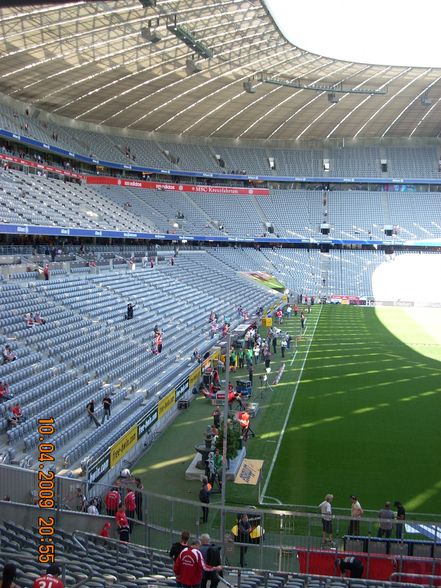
xmin=158 ymin=389 xmax=176 ymax=419
xmin=234 ymin=459 xmax=264 ymax=485
xmin=110 ymin=425 xmax=138 ymax=468
xmin=189 ymin=366 xmax=201 ymax=389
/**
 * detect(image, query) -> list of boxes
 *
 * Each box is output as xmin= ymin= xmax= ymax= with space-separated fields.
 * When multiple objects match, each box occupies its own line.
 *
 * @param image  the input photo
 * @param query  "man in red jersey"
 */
xmin=33 ymin=564 xmax=64 ymax=588
xmin=105 ymin=487 xmax=120 ymax=516
xmin=124 ymin=489 xmax=136 ymax=531
xmin=173 ymin=540 xmax=204 ymax=588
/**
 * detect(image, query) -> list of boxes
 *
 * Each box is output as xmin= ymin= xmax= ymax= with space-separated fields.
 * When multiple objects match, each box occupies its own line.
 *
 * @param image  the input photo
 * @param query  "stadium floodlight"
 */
xmin=328 ymin=92 xmax=339 ymax=104
xmin=167 ymin=18 xmax=213 ymax=59
xmin=186 ymin=57 xmax=203 ymax=74
xmin=421 ymin=92 xmax=432 ymax=106
xmin=243 ymin=79 xmax=256 ymax=94
xmin=139 ymin=0 xmax=157 ymax=6
xmin=141 ymin=21 xmax=161 ymax=43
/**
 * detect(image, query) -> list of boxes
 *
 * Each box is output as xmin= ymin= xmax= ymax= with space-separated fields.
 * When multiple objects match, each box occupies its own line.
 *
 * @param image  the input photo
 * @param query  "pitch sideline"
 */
xmin=259 ymin=304 xmax=323 ymax=505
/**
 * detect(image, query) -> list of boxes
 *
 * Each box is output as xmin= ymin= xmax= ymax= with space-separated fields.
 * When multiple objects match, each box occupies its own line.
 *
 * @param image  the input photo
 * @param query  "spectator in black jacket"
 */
xmin=199 ymin=477 xmax=211 ymax=524
xmin=169 ymin=530 xmax=190 ymax=561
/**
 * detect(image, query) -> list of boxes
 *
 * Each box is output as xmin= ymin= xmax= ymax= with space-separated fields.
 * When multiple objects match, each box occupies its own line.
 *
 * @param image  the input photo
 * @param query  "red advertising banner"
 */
xmin=330 ymin=295 xmax=361 ymax=305
xmin=0 ymin=153 xmax=269 ymax=195
xmin=85 ymin=175 xmax=269 ymax=196
xmin=297 ymin=548 xmax=441 ymax=584
xmin=0 ymin=153 xmax=83 ymax=179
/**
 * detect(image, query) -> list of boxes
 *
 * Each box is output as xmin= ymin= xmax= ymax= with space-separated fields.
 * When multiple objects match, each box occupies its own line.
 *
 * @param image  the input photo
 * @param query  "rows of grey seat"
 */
xmin=3 ymin=165 xmax=441 ymax=241
xmin=0 ymin=168 xmax=148 ymax=233
xmin=2 ymin=103 xmax=441 ymax=178
xmin=0 ymin=255 xmax=279 ymax=467
xmin=87 ymin=185 xmax=441 ymax=241
xmin=0 ymin=520 xmax=177 ymax=588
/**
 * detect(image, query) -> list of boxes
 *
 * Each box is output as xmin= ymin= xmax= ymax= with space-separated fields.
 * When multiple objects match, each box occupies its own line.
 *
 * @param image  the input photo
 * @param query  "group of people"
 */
xmin=77 ymin=479 xmax=145 ymax=542
xmin=170 ymin=531 xmax=223 ymax=588
xmin=208 ymin=311 xmax=232 ymax=338
xmin=24 ymin=312 xmax=45 ymax=327
xmin=319 ymin=493 xmax=407 ymax=547
xmin=235 ymin=324 xmax=293 ymax=371
xmin=86 ymin=393 xmax=112 ymax=427
xmin=110 ymin=483 xmax=144 ymax=541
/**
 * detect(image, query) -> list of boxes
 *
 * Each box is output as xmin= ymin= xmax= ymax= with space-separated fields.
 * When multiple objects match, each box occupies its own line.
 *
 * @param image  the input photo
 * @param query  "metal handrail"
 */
xmin=390 ymin=572 xmax=441 ymax=585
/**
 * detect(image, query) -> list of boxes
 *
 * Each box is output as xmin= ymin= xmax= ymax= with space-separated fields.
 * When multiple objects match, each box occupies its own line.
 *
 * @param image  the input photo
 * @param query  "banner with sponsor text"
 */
xmin=85 ymin=175 xmax=269 ymax=196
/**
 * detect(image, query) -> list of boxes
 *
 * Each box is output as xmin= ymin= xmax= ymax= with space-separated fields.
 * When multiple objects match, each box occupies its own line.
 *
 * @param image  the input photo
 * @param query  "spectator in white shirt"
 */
xmin=318 ymin=493 xmax=334 ymax=545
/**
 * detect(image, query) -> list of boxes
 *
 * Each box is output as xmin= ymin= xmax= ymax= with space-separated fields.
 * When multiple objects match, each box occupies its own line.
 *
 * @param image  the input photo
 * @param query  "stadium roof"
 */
xmin=0 ymin=0 xmax=441 ymax=142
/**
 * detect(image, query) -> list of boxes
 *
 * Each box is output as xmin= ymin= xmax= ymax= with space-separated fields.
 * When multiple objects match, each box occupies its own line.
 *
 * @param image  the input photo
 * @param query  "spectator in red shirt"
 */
xmin=0 ymin=381 xmax=13 ymax=401
xmin=33 ymin=565 xmax=64 ymax=588
xmin=105 ymin=487 xmax=120 ymax=516
xmin=43 ymin=264 xmax=49 ymax=281
xmin=125 ymin=489 xmax=136 ymax=532
xmin=228 ymin=387 xmax=245 ymax=411
xmin=99 ymin=521 xmax=111 ymax=539
xmin=99 ymin=521 xmax=110 ymax=545
xmin=115 ymin=505 xmax=130 ymax=542
xmin=115 ymin=504 xmax=128 ymax=527
xmin=173 ymin=541 xmax=204 ymax=588
xmin=155 ymin=331 xmax=163 ymax=354
xmin=11 ymin=403 xmax=22 ymax=423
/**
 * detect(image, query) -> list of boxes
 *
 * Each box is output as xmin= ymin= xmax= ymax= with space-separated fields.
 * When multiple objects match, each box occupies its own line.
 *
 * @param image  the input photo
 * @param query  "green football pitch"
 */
xmin=258 ymin=304 xmax=441 ymax=514
xmin=134 ymin=305 xmax=441 ymax=517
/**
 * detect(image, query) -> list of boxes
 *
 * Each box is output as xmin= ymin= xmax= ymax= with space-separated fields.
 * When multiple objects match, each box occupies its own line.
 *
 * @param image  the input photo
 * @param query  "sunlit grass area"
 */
xmin=376 ymin=306 xmax=441 ymax=362
xmin=265 ymin=305 xmax=441 ymax=513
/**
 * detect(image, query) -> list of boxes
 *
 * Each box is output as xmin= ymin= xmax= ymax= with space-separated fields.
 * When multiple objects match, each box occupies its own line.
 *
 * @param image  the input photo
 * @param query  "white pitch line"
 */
xmin=259 ymin=305 xmax=323 ymax=504
xmin=262 ymin=495 xmax=282 ymax=505
xmin=290 ymin=326 xmax=307 ymax=366
xmin=289 ymin=349 xmax=297 ymax=366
